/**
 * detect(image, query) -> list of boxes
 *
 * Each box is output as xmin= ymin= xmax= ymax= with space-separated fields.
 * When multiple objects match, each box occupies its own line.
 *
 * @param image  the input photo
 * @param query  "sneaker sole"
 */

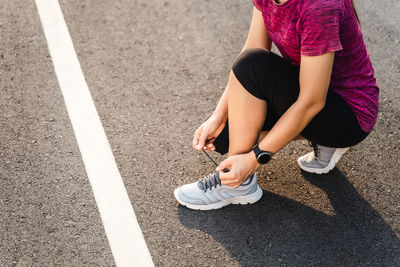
xmin=298 ymin=147 xmax=349 ymax=174
xmin=174 ymin=185 xmax=263 ymax=211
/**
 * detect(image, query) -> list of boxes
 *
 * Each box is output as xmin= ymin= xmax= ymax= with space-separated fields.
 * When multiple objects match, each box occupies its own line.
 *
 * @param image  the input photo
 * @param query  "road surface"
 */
xmin=1 ymin=0 xmax=399 ymax=265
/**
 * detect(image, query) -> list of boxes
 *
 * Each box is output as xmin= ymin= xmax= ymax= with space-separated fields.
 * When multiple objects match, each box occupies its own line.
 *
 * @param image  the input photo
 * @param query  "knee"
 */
xmin=231 ymin=48 xmax=274 ymax=100
xmin=232 ymin=48 xmax=273 ymax=75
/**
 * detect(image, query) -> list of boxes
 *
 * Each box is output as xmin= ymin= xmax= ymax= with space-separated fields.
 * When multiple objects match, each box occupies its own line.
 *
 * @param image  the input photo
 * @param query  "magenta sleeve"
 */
xmin=299 ymin=5 xmax=343 ymax=56
xmin=252 ymin=0 xmax=263 ymax=11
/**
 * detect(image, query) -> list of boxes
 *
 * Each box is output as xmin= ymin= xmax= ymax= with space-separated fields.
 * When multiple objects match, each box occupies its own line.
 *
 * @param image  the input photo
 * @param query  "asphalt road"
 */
xmin=1 ymin=0 xmax=399 ymax=266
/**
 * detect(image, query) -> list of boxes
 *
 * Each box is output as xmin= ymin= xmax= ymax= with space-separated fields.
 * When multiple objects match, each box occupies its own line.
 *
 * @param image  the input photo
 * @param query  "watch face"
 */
xmin=257 ymin=152 xmax=271 ymax=164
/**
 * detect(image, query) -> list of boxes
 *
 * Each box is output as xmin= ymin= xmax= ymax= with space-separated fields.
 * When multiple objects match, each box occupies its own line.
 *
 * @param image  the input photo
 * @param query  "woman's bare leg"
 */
xmin=227 ymin=71 xmax=267 ymax=155
xmin=226 ymin=69 xmax=305 ymax=156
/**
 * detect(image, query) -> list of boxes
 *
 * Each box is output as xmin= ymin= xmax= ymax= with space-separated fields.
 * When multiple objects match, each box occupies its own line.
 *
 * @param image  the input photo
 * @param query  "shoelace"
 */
xmin=308 ymin=141 xmax=320 ymax=159
xmin=201 ymin=146 xmax=230 ymax=172
xmin=198 ymin=139 xmax=229 ymax=192
xmin=197 ymin=171 xmax=221 ymax=192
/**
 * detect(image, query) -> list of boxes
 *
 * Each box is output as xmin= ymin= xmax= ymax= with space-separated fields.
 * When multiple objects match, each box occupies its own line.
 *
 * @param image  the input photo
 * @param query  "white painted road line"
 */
xmin=35 ymin=1 xmax=154 ymax=266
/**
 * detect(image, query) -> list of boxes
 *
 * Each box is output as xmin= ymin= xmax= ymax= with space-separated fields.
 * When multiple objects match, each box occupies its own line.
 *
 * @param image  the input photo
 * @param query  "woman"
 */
xmin=174 ymin=0 xmax=379 ymax=210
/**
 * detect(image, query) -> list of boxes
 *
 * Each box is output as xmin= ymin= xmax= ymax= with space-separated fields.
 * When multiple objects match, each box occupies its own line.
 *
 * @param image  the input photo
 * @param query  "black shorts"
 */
xmin=214 ymin=48 xmax=369 ymax=155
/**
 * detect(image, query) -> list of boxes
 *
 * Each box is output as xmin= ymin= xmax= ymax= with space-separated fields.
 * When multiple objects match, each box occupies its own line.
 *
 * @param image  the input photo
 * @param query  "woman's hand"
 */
xmin=216 ymin=152 xmax=260 ymax=188
xmin=192 ymin=113 xmax=226 ymax=152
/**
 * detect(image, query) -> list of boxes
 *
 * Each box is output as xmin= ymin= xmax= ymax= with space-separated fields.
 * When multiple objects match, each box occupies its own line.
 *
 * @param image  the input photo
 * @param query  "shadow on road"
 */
xmin=177 ymin=169 xmax=400 ymax=266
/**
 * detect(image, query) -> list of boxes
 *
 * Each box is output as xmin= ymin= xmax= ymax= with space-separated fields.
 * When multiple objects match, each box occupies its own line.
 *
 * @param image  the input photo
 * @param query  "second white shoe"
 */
xmin=298 ymin=143 xmax=349 ymax=174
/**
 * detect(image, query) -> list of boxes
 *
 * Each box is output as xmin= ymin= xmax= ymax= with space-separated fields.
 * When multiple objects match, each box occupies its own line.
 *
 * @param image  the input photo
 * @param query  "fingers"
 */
xmin=216 ymin=158 xmax=230 ymax=171
xmin=217 ymin=158 xmax=232 ymax=177
xmin=193 ymin=124 xmax=210 ymax=151
xmin=219 ymin=172 xmax=242 ymax=188
xmin=196 ymin=130 xmax=208 ymax=150
xmin=202 ymin=143 xmax=216 ymax=153
xmin=193 ymin=123 xmax=217 ymax=152
xmin=217 ymin=155 xmax=254 ymax=188
xmin=192 ymin=127 xmax=201 ymax=149
xmin=219 ymin=171 xmax=234 ymax=181
xmin=206 ymin=142 xmax=215 ymax=150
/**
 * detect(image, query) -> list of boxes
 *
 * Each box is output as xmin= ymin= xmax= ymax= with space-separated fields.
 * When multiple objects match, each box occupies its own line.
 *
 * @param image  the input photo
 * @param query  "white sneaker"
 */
xmin=297 ymin=142 xmax=349 ymax=174
xmin=174 ymin=171 xmax=263 ymax=210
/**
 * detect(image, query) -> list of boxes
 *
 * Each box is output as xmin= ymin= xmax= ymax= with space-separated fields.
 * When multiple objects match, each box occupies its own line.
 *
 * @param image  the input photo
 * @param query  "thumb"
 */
xmin=216 ymin=157 xmax=232 ymax=172
xmin=197 ymin=130 xmax=208 ymax=149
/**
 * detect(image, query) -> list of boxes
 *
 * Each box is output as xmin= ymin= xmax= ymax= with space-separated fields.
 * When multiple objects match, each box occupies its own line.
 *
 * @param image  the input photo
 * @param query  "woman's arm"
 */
xmin=194 ymin=7 xmax=272 ymax=151
xmin=243 ymin=7 xmax=272 ymax=51
xmin=257 ymin=52 xmax=335 ymax=155
xmin=213 ymin=7 xmax=271 ymax=121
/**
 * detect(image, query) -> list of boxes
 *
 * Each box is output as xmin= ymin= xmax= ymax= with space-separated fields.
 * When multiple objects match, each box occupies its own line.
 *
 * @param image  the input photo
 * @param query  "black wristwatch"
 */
xmin=252 ymin=144 xmax=272 ymax=165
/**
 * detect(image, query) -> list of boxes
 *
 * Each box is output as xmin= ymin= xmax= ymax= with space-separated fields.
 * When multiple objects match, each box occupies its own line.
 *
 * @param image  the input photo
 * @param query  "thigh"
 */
xmin=232 ymin=49 xmax=301 ymax=118
xmin=232 ymin=48 xmax=301 ymax=132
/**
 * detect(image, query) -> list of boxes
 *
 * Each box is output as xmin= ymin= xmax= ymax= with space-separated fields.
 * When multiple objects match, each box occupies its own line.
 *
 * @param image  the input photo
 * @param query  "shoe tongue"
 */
xmin=318 ymin=146 xmax=337 ymax=162
xmin=197 ymin=171 xmax=220 ymax=191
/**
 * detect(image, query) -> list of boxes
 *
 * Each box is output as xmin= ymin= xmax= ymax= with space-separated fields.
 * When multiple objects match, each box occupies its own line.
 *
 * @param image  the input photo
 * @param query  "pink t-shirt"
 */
xmin=253 ymin=0 xmax=379 ymax=132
